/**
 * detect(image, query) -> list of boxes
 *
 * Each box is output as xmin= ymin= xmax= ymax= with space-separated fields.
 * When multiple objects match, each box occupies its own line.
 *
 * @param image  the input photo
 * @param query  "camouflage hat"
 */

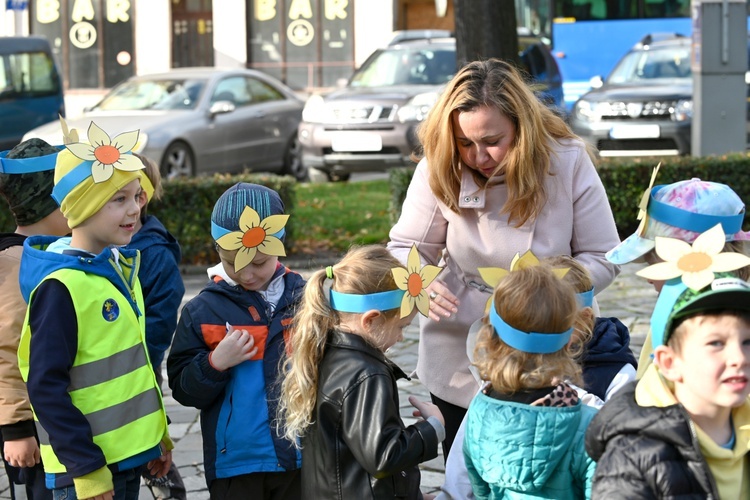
xmin=0 ymin=139 xmax=61 ymax=226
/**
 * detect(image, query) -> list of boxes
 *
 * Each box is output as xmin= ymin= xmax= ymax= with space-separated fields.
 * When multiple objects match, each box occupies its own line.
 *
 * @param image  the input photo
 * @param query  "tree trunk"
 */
xmin=454 ymin=0 xmax=521 ymax=69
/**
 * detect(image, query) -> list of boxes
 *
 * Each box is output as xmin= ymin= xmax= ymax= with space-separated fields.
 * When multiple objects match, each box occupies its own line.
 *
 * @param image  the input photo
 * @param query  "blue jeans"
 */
xmin=52 ymin=467 xmax=141 ymax=500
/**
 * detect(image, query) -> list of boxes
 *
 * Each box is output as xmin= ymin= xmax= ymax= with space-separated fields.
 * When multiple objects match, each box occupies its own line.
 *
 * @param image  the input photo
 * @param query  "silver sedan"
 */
xmin=24 ymin=67 xmax=307 ymax=180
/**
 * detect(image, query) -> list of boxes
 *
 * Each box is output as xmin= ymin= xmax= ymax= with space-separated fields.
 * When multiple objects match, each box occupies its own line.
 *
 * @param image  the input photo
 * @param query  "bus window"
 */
xmin=0 ymin=37 xmax=64 ymax=151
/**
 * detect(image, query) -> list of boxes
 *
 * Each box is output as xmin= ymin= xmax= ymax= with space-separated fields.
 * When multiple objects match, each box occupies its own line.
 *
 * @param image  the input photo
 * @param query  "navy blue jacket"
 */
xmin=125 ymin=215 xmax=184 ymax=370
xmin=581 ymin=317 xmax=638 ymax=401
xmin=167 ymin=265 xmax=304 ymax=486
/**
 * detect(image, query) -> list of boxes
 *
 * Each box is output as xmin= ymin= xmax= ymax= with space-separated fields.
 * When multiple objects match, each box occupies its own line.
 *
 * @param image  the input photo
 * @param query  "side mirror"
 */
xmin=209 ymin=100 xmax=236 ymax=116
xmin=589 ymin=76 xmax=604 ymax=89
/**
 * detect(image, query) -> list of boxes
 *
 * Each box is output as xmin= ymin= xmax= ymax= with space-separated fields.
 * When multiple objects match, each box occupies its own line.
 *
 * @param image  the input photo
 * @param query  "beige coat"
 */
xmin=388 ymin=138 xmax=621 ymax=407
xmin=0 ymin=243 xmax=33 ymax=426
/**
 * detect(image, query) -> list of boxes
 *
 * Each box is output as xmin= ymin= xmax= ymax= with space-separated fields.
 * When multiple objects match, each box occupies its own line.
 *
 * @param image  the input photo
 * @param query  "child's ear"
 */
xmin=653 ymin=345 xmax=683 ymax=383
xmin=360 ymin=310 xmax=384 ymax=331
xmin=580 ymin=307 xmax=595 ymax=324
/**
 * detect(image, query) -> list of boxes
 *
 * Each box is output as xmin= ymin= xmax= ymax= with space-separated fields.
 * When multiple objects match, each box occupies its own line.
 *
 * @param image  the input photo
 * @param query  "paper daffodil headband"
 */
xmin=0 ymin=148 xmax=58 ymax=174
xmin=52 ymin=121 xmax=147 ymax=205
xmin=477 ymin=251 xmax=570 ymax=311
xmin=328 ymin=244 xmax=443 ymax=318
xmin=212 ymin=205 xmax=289 ymax=272
xmin=638 ymin=224 xmax=750 ymax=346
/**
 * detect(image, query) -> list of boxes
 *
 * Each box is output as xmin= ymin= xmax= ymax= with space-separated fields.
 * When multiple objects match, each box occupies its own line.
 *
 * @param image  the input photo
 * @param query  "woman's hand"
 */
xmin=425 ymin=280 xmax=459 ymax=322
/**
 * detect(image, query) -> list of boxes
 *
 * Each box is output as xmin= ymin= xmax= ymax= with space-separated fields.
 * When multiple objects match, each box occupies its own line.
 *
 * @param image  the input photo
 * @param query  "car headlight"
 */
xmin=133 ymin=131 xmax=148 ymax=153
xmin=302 ymin=94 xmax=327 ymax=123
xmin=574 ymin=100 xmax=599 ymax=122
xmin=396 ymin=92 xmax=439 ymax=123
xmin=671 ymin=99 xmax=692 ymax=122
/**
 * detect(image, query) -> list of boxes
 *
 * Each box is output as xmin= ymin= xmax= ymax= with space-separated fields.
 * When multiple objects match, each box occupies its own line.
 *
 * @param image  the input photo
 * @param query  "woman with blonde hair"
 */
xmin=464 ymin=264 xmax=597 ymax=499
xmin=387 ymin=58 xmax=620 ymax=455
xmin=279 ymin=245 xmax=445 ymax=499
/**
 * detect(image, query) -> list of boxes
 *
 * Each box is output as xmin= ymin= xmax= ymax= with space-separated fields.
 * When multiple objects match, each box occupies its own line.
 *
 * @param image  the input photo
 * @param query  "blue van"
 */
xmin=0 ymin=36 xmax=64 ymax=151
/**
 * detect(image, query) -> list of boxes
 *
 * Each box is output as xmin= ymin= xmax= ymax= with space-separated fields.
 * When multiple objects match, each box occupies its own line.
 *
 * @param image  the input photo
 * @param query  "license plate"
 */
xmin=609 ymin=124 xmax=660 ymax=139
xmin=331 ymin=132 xmax=383 ymax=152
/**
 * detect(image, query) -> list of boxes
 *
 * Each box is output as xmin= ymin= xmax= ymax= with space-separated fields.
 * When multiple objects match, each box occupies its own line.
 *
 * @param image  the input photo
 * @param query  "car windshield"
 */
xmin=92 ymin=78 xmax=206 ymax=111
xmin=350 ymin=47 xmax=456 ymax=87
xmin=607 ymin=45 xmax=691 ymax=84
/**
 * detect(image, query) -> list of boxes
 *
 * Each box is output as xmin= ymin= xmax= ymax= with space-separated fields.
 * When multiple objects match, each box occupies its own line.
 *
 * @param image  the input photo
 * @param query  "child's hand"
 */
xmin=3 ymin=436 xmax=40 ymax=467
xmin=84 ymin=491 xmax=114 ymax=500
xmin=210 ymin=327 xmax=258 ymax=371
xmin=146 ymin=449 xmax=172 ymax=478
xmin=409 ymin=396 xmax=445 ymax=426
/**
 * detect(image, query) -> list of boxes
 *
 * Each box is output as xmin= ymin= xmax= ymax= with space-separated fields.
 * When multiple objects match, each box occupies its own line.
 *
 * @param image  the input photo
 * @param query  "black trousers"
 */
xmin=209 ymin=470 xmax=301 ymax=500
xmin=430 ymin=393 xmax=468 ymax=461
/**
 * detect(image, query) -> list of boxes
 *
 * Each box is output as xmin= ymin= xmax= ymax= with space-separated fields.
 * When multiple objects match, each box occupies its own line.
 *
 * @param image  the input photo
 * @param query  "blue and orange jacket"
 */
xmin=166 ymin=263 xmax=304 ymax=485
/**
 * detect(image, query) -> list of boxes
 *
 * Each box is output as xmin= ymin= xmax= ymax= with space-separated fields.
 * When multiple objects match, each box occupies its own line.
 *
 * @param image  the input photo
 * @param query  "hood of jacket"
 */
xmin=581 ymin=317 xmax=638 ymax=399
xmin=19 ymin=235 xmax=141 ymax=310
xmin=127 ymin=215 xmax=181 ymax=262
xmin=585 ymin=368 xmax=697 ymax=463
xmin=464 ymin=391 xmax=590 ymax=492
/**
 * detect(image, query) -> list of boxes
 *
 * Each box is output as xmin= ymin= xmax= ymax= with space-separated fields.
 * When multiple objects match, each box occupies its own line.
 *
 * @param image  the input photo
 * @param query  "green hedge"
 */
xmin=388 ymin=153 xmax=750 ymax=239
xmin=0 ymin=173 xmax=297 ymax=265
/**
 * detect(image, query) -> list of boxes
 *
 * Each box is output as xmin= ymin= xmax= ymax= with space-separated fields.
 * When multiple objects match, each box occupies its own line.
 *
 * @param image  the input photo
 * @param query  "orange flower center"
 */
xmin=407 ymin=272 xmax=423 ymax=297
xmin=677 ymin=252 xmax=712 ymax=273
xmin=242 ymin=226 xmax=267 ymax=248
xmin=94 ymin=145 xmax=120 ymax=165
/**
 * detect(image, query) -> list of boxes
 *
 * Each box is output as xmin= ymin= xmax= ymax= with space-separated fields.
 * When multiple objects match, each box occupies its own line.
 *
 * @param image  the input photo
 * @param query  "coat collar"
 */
xmin=328 ymin=330 xmax=410 ymax=380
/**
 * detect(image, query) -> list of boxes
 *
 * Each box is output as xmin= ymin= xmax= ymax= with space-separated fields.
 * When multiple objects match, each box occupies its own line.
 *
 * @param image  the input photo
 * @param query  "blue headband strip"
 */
xmin=51 ymin=162 xmax=93 ymax=204
xmin=576 ymin=288 xmax=594 ymax=308
xmin=648 ymin=185 xmax=744 ymax=235
xmin=210 ymin=221 xmax=286 ymax=242
xmin=0 ymin=150 xmax=58 ymax=174
xmin=489 ymin=302 xmax=572 ymax=354
xmin=649 ymin=278 xmax=687 ymax=348
xmin=329 ymin=289 xmax=404 ymax=313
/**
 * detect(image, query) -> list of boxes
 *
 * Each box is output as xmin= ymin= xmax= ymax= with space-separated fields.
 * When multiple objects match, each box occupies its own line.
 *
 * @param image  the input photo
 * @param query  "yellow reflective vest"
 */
xmin=18 ymin=264 xmax=168 ymax=474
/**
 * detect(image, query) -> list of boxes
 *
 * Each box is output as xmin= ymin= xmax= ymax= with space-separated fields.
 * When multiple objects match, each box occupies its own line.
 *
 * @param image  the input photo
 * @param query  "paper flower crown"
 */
xmin=52 ymin=120 xmax=152 ymax=205
xmin=478 ymin=250 xmax=590 ymax=354
xmin=212 ymin=205 xmax=289 ymax=272
xmin=328 ymin=244 xmax=443 ymax=318
xmin=638 ymin=223 xmax=750 ymax=346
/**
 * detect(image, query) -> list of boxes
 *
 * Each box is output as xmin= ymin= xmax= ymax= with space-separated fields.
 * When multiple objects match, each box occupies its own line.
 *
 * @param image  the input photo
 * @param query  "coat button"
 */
xmin=464 ymin=196 xmax=470 ymax=202
xmin=473 ymin=197 xmax=479 ymax=202
xmin=401 ymin=471 xmax=407 ymax=477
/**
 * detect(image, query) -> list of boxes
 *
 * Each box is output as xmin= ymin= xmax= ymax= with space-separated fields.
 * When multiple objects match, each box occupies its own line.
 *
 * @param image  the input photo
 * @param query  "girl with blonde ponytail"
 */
xmin=279 ymin=245 xmax=445 ymax=499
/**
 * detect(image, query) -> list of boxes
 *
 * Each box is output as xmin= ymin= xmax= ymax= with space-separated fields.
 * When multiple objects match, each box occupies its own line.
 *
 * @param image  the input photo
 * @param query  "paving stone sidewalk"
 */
xmin=0 ymin=262 xmax=655 ymax=499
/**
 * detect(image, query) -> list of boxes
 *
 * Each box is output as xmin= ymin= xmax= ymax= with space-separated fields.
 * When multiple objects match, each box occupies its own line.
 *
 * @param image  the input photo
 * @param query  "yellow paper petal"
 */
xmin=654 ymin=237 xmax=691 ymax=263
xmin=66 ymin=142 xmax=96 ymax=161
xmin=478 ymin=267 xmax=509 ymax=287
xmin=261 ymin=214 xmax=290 ymax=234
xmin=258 ymin=236 xmax=286 ymax=257
xmin=419 ymin=264 xmax=442 ymax=288
xmin=415 ymin=291 xmax=431 ymax=317
xmin=400 ymin=293 xmax=414 ymax=318
xmin=636 ymin=261 xmax=682 ymax=281
xmin=110 ymin=129 xmax=139 ymax=152
xmin=484 ymin=296 xmax=493 ymax=313
xmin=215 ymin=232 xmax=244 ymax=251
xmin=552 ymin=268 xmax=570 ymax=279
xmin=513 ymin=251 xmax=540 ymax=270
xmin=234 ymin=247 xmax=257 ymax=272
xmin=710 ymin=252 xmax=750 ymax=272
xmin=682 ymin=269 xmax=715 ymax=291
xmin=60 ymin=115 xmax=79 ymax=145
xmin=90 ymin=162 xmax=114 ymax=183
xmin=392 ymin=268 xmax=411 ymax=290
xmin=691 ymin=224 xmax=726 ymax=256
xmin=238 ymin=206 xmax=261 ymax=231
xmin=115 ymin=154 xmax=147 ymax=171
xmin=407 ymin=244 xmax=422 ymax=273
xmin=87 ymin=122 xmax=111 ymax=147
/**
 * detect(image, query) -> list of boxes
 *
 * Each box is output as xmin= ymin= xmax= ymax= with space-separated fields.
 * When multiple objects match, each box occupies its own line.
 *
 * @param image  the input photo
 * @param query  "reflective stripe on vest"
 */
xmin=19 ymin=265 xmax=167 ymax=473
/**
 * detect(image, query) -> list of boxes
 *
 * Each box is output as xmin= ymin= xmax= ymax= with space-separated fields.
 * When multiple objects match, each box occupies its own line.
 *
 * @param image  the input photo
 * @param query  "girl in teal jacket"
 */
xmin=463 ymin=262 xmax=597 ymax=499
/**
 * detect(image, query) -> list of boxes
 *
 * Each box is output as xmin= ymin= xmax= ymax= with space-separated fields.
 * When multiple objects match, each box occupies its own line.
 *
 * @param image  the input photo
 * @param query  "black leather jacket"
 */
xmin=585 ymin=382 xmax=719 ymax=499
xmin=301 ymin=331 xmax=439 ymax=499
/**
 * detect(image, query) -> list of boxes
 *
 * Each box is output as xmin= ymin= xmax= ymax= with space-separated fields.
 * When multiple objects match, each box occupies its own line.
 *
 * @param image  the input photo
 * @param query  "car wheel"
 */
xmin=160 ymin=141 xmax=195 ymax=179
xmin=282 ymin=135 xmax=308 ymax=181
xmin=327 ymin=171 xmax=351 ymax=182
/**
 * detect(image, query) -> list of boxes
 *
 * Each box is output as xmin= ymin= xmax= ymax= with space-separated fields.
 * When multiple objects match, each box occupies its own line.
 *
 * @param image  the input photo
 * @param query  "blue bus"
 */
xmin=0 ymin=36 xmax=65 ymax=151
xmin=515 ymin=0 xmax=699 ymax=111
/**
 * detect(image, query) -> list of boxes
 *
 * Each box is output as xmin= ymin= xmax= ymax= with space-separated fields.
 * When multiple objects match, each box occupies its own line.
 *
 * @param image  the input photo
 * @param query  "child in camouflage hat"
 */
xmin=0 ymin=138 xmax=69 ymax=500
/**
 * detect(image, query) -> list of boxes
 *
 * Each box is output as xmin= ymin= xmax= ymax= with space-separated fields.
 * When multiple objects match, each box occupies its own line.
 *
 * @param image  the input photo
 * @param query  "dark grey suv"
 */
xmin=298 ymin=34 xmax=563 ymax=181
xmin=569 ymin=34 xmax=750 ymax=157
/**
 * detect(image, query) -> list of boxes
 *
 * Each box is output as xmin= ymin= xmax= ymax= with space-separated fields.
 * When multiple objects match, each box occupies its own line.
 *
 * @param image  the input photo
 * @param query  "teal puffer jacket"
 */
xmin=463 ymin=391 xmax=597 ymax=499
